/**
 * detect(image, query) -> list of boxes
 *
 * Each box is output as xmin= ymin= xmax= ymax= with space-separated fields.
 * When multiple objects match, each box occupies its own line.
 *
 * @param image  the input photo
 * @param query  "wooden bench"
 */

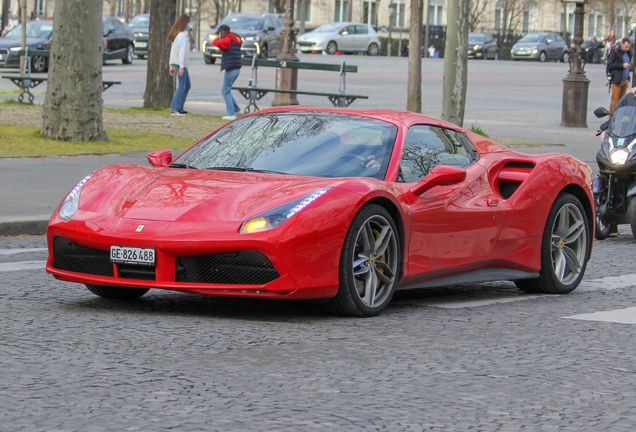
xmin=232 ymin=55 xmax=368 ymax=113
xmin=1 ymin=49 xmax=120 ymax=103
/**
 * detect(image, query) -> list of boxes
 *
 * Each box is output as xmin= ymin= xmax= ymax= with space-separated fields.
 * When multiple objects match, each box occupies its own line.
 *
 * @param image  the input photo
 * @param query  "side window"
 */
xmin=104 ymin=19 xmax=115 ymax=34
xmin=356 ymin=25 xmax=369 ymax=35
xmin=265 ymin=17 xmax=275 ymax=29
xmin=113 ymin=19 xmax=124 ymax=31
xmin=398 ymin=126 xmax=473 ymax=182
xmin=340 ymin=25 xmax=355 ymax=36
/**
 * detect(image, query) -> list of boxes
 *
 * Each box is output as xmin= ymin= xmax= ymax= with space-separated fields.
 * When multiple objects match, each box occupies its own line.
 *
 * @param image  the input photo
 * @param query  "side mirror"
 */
xmin=409 ymin=165 xmax=467 ymax=197
xmin=104 ymin=29 xmax=114 ymax=37
xmin=147 ymin=149 xmax=173 ymax=167
xmin=594 ymin=107 xmax=611 ymax=118
xmin=268 ymin=26 xmax=276 ymax=32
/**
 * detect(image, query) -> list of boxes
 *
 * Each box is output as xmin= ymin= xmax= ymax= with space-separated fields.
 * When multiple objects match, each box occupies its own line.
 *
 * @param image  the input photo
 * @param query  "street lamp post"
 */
xmin=387 ymin=2 xmax=396 ymax=56
xmin=561 ymin=0 xmax=590 ymax=128
xmin=272 ymin=0 xmax=299 ymax=106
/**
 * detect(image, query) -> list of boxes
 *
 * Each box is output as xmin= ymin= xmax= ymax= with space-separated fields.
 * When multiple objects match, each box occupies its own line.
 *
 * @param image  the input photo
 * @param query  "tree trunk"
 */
xmin=407 ymin=0 xmax=423 ymax=113
xmin=143 ymin=0 xmax=150 ymax=13
xmin=134 ymin=0 xmax=142 ymax=17
xmin=441 ymin=0 xmax=468 ymax=127
xmin=144 ymin=0 xmax=176 ymax=108
xmin=41 ymin=0 xmax=108 ymax=141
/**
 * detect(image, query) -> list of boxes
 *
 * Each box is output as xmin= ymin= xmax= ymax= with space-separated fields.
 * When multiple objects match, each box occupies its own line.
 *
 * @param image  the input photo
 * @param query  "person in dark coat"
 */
xmin=607 ymin=38 xmax=633 ymax=113
xmin=212 ymin=24 xmax=242 ymax=120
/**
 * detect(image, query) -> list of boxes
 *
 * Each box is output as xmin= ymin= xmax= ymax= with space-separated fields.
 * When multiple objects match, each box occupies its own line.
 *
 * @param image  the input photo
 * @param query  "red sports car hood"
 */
xmin=78 ymin=164 xmax=344 ymax=223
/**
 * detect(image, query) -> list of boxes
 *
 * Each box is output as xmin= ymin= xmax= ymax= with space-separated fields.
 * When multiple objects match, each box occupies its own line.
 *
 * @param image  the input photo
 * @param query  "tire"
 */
xmin=31 ymin=55 xmax=47 ymax=73
xmin=137 ymin=55 xmax=145 ymax=59
xmin=203 ymin=55 xmax=216 ymax=64
xmin=325 ymin=204 xmax=400 ymax=317
xmin=628 ymin=197 xmax=636 ymax=239
xmin=561 ymin=51 xmax=569 ymax=63
xmin=594 ymin=190 xmax=613 ymax=240
xmin=259 ymin=43 xmax=268 ymax=59
xmin=367 ymin=42 xmax=379 ymax=56
xmin=515 ymin=193 xmax=589 ymax=294
xmin=538 ymin=51 xmax=547 ymax=62
xmin=325 ymin=41 xmax=338 ymax=55
xmin=122 ymin=44 xmax=134 ymax=64
xmin=85 ymin=284 xmax=149 ymax=299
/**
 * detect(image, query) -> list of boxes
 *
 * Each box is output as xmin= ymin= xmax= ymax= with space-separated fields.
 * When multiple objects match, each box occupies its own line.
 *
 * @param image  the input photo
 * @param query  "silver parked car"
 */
xmin=511 ymin=32 xmax=570 ymax=62
xmin=297 ymin=22 xmax=381 ymax=56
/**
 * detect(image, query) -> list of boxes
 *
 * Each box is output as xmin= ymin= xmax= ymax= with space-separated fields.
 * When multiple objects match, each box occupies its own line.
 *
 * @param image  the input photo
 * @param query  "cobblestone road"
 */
xmin=2 ymin=232 xmax=636 ymax=431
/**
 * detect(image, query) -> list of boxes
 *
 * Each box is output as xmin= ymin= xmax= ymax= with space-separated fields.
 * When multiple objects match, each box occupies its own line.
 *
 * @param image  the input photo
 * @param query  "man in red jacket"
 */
xmin=212 ymin=24 xmax=243 ymax=120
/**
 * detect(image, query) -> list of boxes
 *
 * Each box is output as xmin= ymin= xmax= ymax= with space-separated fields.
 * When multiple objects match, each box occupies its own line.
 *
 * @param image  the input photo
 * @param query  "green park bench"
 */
xmin=1 ymin=49 xmax=121 ymax=103
xmin=232 ymin=55 xmax=368 ymax=113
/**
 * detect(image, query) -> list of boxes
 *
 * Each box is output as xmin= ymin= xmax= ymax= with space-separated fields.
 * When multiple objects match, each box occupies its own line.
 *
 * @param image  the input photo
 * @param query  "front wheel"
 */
xmin=325 ymin=41 xmax=338 ymax=55
xmin=515 ymin=193 xmax=589 ymax=294
xmin=31 ymin=55 xmax=47 ymax=73
xmin=538 ymin=51 xmax=547 ymax=62
xmin=367 ymin=43 xmax=379 ymax=56
xmin=85 ymin=284 xmax=149 ymax=299
xmin=628 ymin=197 xmax=636 ymax=238
xmin=326 ymin=204 xmax=400 ymax=317
xmin=562 ymin=51 xmax=570 ymax=63
xmin=259 ymin=43 xmax=269 ymax=59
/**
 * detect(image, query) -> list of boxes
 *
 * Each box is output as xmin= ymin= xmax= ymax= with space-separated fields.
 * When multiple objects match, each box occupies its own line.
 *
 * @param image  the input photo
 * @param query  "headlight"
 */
xmin=207 ymin=34 xmax=217 ymax=40
xmin=610 ymin=149 xmax=629 ymax=165
xmin=240 ymin=188 xmax=330 ymax=234
xmin=473 ymin=45 xmax=481 ymax=50
xmin=244 ymin=36 xmax=260 ymax=41
xmin=59 ymin=174 xmax=93 ymax=221
xmin=9 ymin=46 xmax=20 ymax=52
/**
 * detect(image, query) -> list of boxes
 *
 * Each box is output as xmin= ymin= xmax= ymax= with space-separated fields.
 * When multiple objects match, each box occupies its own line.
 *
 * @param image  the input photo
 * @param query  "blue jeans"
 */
xmin=169 ymin=66 xmax=190 ymax=112
xmin=222 ymin=68 xmax=241 ymax=116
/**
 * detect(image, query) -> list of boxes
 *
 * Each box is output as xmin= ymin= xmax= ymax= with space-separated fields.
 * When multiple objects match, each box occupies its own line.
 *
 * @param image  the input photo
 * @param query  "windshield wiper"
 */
xmin=206 ymin=167 xmax=288 ymax=175
xmin=168 ymin=163 xmax=198 ymax=169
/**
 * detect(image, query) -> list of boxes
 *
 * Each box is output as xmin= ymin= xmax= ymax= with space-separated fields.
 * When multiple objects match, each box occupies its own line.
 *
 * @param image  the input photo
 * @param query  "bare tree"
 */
xmin=144 ymin=0 xmax=176 ymax=108
xmin=441 ymin=0 xmax=469 ymax=126
xmin=469 ymin=0 xmax=492 ymax=32
xmin=407 ymin=0 xmax=423 ymax=113
xmin=497 ymin=0 xmax=524 ymax=34
xmin=210 ymin=0 xmax=241 ymax=23
xmin=270 ymin=0 xmax=285 ymax=13
xmin=42 ymin=0 xmax=108 ymax=141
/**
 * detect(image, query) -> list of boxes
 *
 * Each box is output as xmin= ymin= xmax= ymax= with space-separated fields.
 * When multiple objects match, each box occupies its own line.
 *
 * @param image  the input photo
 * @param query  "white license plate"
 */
xmin=110 ymin=245 xmax=155 ymax=266
xmin=135 ymin=42 xmax=147 ymax=48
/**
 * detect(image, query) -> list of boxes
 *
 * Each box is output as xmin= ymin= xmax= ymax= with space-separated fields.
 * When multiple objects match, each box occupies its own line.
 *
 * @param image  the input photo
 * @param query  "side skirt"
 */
xmin=397 ymin=268 xmax=540 ymax=290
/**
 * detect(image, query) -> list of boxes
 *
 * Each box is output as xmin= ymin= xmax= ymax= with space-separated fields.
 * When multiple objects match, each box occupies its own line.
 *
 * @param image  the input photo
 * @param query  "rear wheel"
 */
xmin=325 ymin=41 xmax=338 ymax=55
xmin=122 ymin=44 xmax=134 ymax=64
xmin=367 ymin=43 xmax=379 ymax=56
xmin=326 ymin=204 xmax=400 ymax=317
xmin=515 ymin=193 xmax=589 ymax=294
xmin=561 ymin=51 xmax=570 ymax=63
xmin=31 ymin=55 xmax=47 ymax=73
xmin=203 ymin=55 xmax=216 ymax=64
xmin=85 ymin=284 xmax=149 ymax=299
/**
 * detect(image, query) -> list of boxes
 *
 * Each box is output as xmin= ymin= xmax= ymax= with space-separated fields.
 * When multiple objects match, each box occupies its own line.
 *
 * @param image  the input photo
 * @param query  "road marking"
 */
xmin=0 ymin=260 xmax=45 ymax=272
xmin=575 ymin=274 xmax=636 ymax=292
xmin=562 ymin=307 xmax=636 ymax=324
xmin=0 ymin=248 xmax=47 ymax=256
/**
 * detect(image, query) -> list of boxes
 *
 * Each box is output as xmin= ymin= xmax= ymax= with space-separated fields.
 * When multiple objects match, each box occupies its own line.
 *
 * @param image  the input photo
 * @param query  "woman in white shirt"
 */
xmin=168 ymin=15 xmax=192 ymax=116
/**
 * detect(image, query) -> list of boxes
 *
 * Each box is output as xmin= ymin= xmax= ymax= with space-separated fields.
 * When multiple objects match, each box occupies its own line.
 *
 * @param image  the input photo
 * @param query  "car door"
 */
xmin=337 ymin=25 xmax=356 ymax=51
xmin=112 ymin=18 xmax=128 ymax=57
xmin=354 ymin=25 xmax=370 ymax=51
xmin=545 ymin=33 xmax=559 ymax=59
xmin=398 ymin=125 xmax=504 ymax=279
xmin=103 ymin=18 xmax=116 ymax=58
xmin=264 ymin=15 xmax=281 ymax=56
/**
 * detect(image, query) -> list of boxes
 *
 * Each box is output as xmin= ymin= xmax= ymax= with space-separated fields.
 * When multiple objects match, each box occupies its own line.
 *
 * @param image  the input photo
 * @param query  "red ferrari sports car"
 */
xmin=46 ymin=107 xmax=594 ymax=317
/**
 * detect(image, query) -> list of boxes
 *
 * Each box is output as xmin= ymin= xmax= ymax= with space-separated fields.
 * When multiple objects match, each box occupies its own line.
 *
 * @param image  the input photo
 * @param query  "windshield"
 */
xmin=313 ymin=23 xmax=342 ymax=33
xmin=128 ymin=15 xmax=149 ymax=28
xmin=5 ymin=22 xmax=53 ymax=39
xmin=174 ymin=113 xmax=397 ymax=179
xmin=609 ymin=106 xmax=636 ymax=138
xmin=469 ymin=34 xmax=485 ymax=43
xmin=220 ymin=15 xmax=264 ymax=30
xmin=518 ymin=33 xmax=546 ymax=43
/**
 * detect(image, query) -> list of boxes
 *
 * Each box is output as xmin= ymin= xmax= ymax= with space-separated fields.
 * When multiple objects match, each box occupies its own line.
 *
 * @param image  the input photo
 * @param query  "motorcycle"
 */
xmin=593 ymin=105 xmax=636 ymax=239
xmin=582 ymin=39 xmax=604 ymax=64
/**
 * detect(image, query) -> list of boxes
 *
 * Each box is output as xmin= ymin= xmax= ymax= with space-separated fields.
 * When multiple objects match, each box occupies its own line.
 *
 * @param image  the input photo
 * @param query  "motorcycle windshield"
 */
xmin=609 ymin=106 xmax=636 ymax=137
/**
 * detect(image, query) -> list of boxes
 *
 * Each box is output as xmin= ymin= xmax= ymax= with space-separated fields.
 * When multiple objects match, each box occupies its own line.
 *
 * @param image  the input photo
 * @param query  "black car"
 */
xmin=103 ymin=16 xmax=135 ymax=64
xmin=128 ymin=13 xmax=149 ymax=59
xmin=203 ymin=13 xmax=284 ymax=64
xmin=467 ymin=32 xmax=498 ymax=60
xmin=0 ymin=20 xmax=53 ymax=73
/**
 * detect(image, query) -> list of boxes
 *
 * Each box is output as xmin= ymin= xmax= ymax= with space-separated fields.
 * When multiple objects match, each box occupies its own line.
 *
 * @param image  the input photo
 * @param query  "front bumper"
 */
xmin=0 ymin=49 xmax=20 ymax=68
xmin=297 ymin=40 xmax=326 ymax=52
xmin=204 ymin=40 xmax=261 ymax=59
xmin=511 ymin=50 xmax=538 ymax=60
xmin=467 ymin=49 xmax=484 ymax=59
xmin=133 ymin=38 xmax=148 ymax=56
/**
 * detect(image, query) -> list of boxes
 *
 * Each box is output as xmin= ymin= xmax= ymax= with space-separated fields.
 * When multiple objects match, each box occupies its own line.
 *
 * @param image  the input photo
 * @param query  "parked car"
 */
xmin=511 ymin=32 xmax=569 ymax=62
xmin=128 ymin=13 xmax=149 ymax=59
xmin=297 ymin=22 xmax=381 ymax=55
xmin=45 ymin=107 xmax=593 ymax=317
xmin=203 ymin=13 xmax=284 ymax=64
xmin=0 ymin=20 xmax=52 ymax=73
xmin=103 ymin=16 xmax=135 ymax=64
xmin=467 ymin=32 xmax=498 ymax=60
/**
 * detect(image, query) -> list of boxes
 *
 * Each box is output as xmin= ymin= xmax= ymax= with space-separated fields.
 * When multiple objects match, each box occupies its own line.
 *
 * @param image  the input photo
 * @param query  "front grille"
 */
xmin=176 ymin=251 xmax=279 ymax=285
xmin=53 ymin=237 xmax=113 ymax=277
xmin=118 ymin=264 xmax=155 ymax=280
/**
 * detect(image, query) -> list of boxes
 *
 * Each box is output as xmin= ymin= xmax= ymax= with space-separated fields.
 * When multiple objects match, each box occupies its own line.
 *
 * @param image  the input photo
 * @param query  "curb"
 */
xmin=0 ymin=215 xmax=50 ymax=237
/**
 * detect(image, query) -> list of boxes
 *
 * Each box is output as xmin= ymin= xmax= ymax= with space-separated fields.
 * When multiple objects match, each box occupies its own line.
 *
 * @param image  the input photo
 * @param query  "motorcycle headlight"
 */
xmin=610 ymin=149 xmax=629 ymax=165
xmin=240 ymin=188 xmax=330 ymax=234
xmin=59 ymin=174 xmax=93 ymax=221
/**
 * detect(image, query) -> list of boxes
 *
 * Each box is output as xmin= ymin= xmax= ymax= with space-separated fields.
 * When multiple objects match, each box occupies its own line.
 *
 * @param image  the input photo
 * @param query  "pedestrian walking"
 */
xmin=168 ymin=14 xmax=192 ymax=116
xmin=607 ymin=37 xmax=633 ymax=113
xmin=212 ymin=24 xmax=243 ymax=120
